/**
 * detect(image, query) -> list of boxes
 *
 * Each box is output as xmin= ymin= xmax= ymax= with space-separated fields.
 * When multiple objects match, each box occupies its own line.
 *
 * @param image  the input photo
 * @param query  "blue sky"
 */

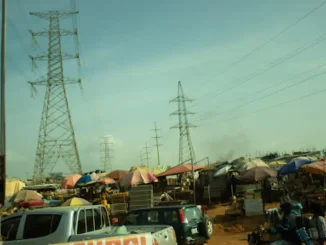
xmin=3 ymin=0 xmax=326 ymax=178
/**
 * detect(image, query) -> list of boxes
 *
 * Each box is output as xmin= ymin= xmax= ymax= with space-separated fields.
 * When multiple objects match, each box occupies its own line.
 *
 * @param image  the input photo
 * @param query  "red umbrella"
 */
xmin=98 ymin=177 xmax=115 ymax=185
xmin=106 ymin=170 xmax=128 ymax=180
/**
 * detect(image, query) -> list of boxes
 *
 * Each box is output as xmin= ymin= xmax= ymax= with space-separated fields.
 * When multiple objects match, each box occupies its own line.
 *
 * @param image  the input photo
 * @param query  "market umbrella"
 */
xmin=62 ymin=197 xmax=91 ymax=206
xmin=120 ymin=168 xmax=158 ymax=187
xmin=75 ymin=173 xmax=99 ymax=187
xmin=213 ymin=165 xmax=232 ymax=177
xmin=60 ymin=174 xmax=82 ymax=189
xmin=279 ymin=157 xmax=314 ymax=175
xmin=232 ymin=157 xmax=268 ymax=173
xmin=98 ymin=177 xmax=116 ymax=184
xmin=300 ymin=160 xmax=326 ymax=175
xmin=13 ymin=190 xmax=43 ymax=203
xmin=156 ymin=164 xmax=205 ymax=177
xmin=239 ymin=167 xmax=278 ymax=182
xmin=106 ymin=170 xmax=129 ymax=180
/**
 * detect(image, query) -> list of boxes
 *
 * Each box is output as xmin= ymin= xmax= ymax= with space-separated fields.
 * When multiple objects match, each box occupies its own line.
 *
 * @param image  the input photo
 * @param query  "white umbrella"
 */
xmin=232 ymin=157 xmax=268 ymax=173
xmin=214 ymin=165 xmax=232 ymax=177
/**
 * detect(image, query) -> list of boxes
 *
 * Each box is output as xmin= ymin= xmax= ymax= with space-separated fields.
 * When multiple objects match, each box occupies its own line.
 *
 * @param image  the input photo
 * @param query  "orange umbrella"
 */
xmin=106 ymin=170 xmax=128 ymax=180
xmin=301 ymin=160 xmax=326 ymax=174
xmin=61 ymin=174 xmax=82 ymax=189
xmin=98 ymin=177 xmax=115 ymax=184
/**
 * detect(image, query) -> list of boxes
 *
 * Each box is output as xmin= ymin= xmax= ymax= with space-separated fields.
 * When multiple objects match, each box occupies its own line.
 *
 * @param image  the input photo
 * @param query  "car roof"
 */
xmin=2 ymin=205 xmax=104 ymax=222
xmin=128 ymin=205 xmax=197 ymax=212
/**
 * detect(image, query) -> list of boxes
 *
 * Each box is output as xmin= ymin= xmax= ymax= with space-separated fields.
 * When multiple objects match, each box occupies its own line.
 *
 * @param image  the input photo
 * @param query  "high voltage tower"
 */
xmin=152 ymin=122 xmax=162 ymax=166
xmin=143 ymin=143 xmax=151 ymax=168
xmin=170 ymin=81 xmax=196 ymax=165
xmin=100 ymin=136 xmax=114 ymax=172
xmin=28 ymin=11 xmax=83 ymax=183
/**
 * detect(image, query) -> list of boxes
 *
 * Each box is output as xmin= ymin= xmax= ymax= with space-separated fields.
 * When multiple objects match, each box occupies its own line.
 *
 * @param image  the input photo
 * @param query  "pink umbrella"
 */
xmin=98 ymin=177 xmax=116 ymax=185
xmin=120 ymin=169 xmax=158 ymax=187
xmin=61 ymin=174 xmax=82 ymax=189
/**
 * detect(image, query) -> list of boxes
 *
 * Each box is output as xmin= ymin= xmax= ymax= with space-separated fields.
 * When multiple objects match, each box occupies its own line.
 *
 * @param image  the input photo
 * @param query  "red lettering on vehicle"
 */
xmin=104 ymin=239 xmax=122 ymax=245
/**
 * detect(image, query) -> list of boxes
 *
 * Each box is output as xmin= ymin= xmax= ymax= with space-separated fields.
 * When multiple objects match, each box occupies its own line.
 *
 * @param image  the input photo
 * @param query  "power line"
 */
xmin=193 ymin=0 xmax=326 ymax=99
xmin=190 ymin=31 xmax=326 ymax=109
xmin=201 ymin=87 xmax=326 ymax=126
xmin=197 ymin=67 xmax=326 ymax=123
xmin=206 ymin=60 xmax=326 ymax=112
xmin=152 ymin=122 xmax=162 ymax=166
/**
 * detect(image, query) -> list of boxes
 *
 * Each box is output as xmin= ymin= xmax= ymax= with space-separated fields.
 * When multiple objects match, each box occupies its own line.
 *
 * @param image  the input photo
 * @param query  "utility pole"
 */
xmin=100 ymin=136 xmax=114 ymax=172
xmin=143 ymin=143 xmax=151 ymax=168
xmin=152 ymin=122 xmax=162 ymax=166
xmin=28 ymin=10 xmax=83 ymax=184
xmin=170 ymin=81 xmax=197 ymax=204
xmin=0 ymin=0 xmax=7 ymax=206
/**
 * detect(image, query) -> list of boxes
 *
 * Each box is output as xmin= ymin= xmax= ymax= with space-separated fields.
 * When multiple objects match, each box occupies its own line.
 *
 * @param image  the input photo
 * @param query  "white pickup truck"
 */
xmin=0 ymin=205 xmax=177 ymax=245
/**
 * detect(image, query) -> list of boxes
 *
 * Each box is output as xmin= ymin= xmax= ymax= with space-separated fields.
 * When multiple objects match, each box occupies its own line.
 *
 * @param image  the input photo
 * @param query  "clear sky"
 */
xmin=3 ymin=0 xmax=326 ymax=179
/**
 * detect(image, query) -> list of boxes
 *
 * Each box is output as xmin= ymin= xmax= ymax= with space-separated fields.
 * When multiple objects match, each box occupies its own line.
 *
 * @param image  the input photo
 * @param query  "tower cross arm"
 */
xmin=170 ymin=110 xmax=195 ymax=116
xmin=30 ymin=11 xmax=79 ymax=20
xmin=29 ymin=29 xmax=77 ymax=37
xmin=169 ymin=96 xmax=193 ymax=103
xmin=29 ymin=53 xmax=79 ymax=62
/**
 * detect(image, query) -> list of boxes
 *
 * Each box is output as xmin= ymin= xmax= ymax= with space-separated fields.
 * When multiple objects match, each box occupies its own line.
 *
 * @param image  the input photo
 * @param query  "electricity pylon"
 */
xmin=170 ymin=81 xmax=196 ymax=165
xmin=28 ymin=11 xmax=83 ymax=183
xmin=101 ymin=136 xmax=114 ymax=172
xmin=152 ymin=122 xmax=162 ymax=166
xmin=143 ymin=143 xmax=151 ymax=168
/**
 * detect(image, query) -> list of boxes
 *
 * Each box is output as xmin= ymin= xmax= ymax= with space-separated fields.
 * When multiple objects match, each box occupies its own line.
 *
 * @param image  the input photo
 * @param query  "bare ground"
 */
xmin=206 ymin=202 xmax=280 ymax=245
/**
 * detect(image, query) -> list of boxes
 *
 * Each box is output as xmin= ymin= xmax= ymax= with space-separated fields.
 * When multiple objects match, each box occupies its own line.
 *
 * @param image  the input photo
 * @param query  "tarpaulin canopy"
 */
xmin=6 ymin=179 xmax=25 ymax=197
xmin=239 ymin=167 xmax=278 ymax=182
xmin=156 ymin=164 xmax=205 ymax=177
xmin=13 ymin=190 xmax=43 ymax=203
xmin=120 ymin=168 xmax=158 ymax=187
xmin=279 ymin=157 xmax=315 ymax=175
xmin=213 ymin=165 xmax=232 ymax=177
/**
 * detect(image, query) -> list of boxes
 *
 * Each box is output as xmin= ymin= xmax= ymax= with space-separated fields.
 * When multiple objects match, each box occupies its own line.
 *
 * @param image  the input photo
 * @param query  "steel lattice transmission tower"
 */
xmin=152 ymin=122 xmax=162 ymax=166
xmin=143 ymin=143 xmax=151 ymax=168
xmin=28 ymin=11 xmax=83 ymax=183
xmin=101 ymin=136 xmax=114 ymax=172
xmin=170 ymin=81 xmax=196 ymax=165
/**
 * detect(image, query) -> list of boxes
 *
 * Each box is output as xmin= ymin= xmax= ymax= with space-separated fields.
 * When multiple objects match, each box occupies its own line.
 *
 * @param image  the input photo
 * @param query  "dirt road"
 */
xmin=206 ymin=203 xmax=280 ymax=244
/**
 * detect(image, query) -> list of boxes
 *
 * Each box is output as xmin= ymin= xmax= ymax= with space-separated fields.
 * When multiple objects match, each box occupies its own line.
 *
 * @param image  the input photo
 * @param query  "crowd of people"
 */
xmin=269 ymin=201 xmax=326 ymax=245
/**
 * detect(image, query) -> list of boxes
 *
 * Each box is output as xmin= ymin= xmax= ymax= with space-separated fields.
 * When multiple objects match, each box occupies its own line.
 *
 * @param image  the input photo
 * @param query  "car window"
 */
xmin=23 ymin=214 xmax=62 ymax=239
xmin=1 ymin=216 xmax=21 ymax=241
xmin=86 ymin=209 xmax=94 ymax=232
xmin=146 ymin=211 xmax=159 ymax=224
xmin=184 ymin=207 xmax=202 ymax=221
xmin=163 ymin=210 xmax=179 ymax=224
xmin=94 ymin=208 xmax=102 ymax=230
xmin=77 ymin=209 xmax=86 ymax=234
xmin=101 ymin=206 xmax=109 ymax=227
